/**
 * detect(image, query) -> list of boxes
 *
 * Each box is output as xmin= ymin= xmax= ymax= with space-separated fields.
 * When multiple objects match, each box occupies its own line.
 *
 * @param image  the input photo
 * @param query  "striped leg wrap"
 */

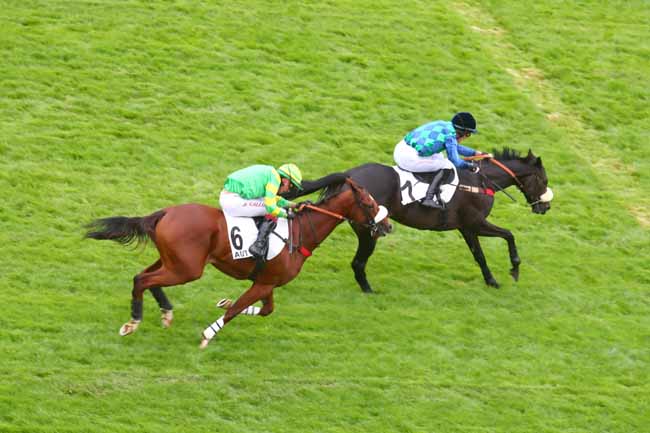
xmin=241 ymin=305 xmax=261 ymax=316
xmin=202 ymin=316 xmax=225 ymax=340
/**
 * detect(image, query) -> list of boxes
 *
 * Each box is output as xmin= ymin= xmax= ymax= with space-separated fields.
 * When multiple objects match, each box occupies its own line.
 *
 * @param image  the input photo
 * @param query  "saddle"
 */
xmin=222 ymin=213 xmax=289 ymax=261
xmin=393 ymin=166 xmax=460 ymax=206
xmin=411 ymin=169 xmax=455 ymax=185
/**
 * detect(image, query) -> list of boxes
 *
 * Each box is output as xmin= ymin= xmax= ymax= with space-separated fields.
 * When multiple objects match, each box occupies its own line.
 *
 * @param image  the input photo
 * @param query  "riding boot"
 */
xmin=420 ymin=170 xmax=446 ymax=209
xmin=248 ymin=217 xmax=277 ymax=259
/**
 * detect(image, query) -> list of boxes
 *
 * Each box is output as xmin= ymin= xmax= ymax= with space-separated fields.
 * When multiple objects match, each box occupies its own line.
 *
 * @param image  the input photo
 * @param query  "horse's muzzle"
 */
xmin=372 ymin=221 xmax=393 ymax=237
xmin=371 ymin=206 xmax=393 ymax=237
xmin=531 ymin=187 xmax=553 ymax=214
xmin=532 ymin=202 xmax=551 ymax=214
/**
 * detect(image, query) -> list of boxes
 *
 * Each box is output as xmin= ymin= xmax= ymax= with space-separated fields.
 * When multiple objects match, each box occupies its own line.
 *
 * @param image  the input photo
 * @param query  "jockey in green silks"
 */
xmin=219 ymin=163 xmax=303 ymax=258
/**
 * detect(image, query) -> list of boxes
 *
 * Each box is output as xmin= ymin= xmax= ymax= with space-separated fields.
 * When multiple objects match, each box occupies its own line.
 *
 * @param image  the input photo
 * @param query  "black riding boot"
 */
xmin=421 ymin=170 xmax=446 ymax=209
xmin=248 ymin=218 xmax=277 ymax=259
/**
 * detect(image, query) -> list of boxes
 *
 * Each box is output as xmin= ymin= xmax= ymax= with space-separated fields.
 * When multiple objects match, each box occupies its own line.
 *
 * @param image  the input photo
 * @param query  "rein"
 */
xmin=481 ymin=157 xmax=553 ymax=207
xmin=488 ymin=159 xmax=525 ymax=189
xmin=286 ymin=203 xmax=345 ymax=258
xmin=483 ymin=159 xmax=549 ymax=205
xmin=298 ymin=189 xmax=381 ymax=232
xmin=478 ymin=171 xmax=518 ymax=203
xmin=463 ymin=155 xmax=521 ymax=203
xmin=289 ymin=184 xmax=384 ymax=255
xmin=464 ymin=154 xmax=524 ymax=189
xmin=299 ymin=203 xmax=347 ymax=221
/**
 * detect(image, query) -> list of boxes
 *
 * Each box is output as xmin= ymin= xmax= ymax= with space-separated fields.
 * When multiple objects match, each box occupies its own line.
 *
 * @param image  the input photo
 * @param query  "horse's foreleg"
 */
xmin=200 ymin=283 xmax=274 ymax=349
xmin=216 ymin=293 xmax=273 ymax=316
xmin=351 ymin=227 xmax=377 ymax=293
xmin=459 ymin=229 xmax=499 ymax=288
xmin=259 ymin=291 xmax=274 ymax=316
xmin=474 ymin=221 xmax=520 ymax=282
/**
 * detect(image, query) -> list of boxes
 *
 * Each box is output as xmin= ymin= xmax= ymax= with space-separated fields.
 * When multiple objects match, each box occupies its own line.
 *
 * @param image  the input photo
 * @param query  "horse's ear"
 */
xmin=344 ymin=176 xmax=353 ymax=187
xmin=536 ymin=157 xmax=543 ymax=167
xmin=526 ymin=149 xmax=535 ymax=161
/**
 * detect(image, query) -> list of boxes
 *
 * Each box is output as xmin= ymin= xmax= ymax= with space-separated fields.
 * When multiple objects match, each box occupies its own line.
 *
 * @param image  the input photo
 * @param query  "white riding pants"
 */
xmin=219 ymin=190 xmax=267 ymax=217
xmin=393 ymin=140 xmax=453 ymax=173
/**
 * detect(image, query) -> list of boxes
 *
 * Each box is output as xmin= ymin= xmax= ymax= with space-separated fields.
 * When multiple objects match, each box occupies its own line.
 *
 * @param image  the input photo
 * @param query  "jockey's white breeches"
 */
xmin=219 ymin=190 xmax=267 ymax=217
xmin=393 ymin=140 xmax=454 ymax=173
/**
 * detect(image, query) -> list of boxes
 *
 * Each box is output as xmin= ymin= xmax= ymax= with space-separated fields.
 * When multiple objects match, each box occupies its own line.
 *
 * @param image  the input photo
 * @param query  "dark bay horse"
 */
xmin=294 ymin=148 xmax=552 ymax=291
xmin=85 ymin=178 xmax=391 ymax=348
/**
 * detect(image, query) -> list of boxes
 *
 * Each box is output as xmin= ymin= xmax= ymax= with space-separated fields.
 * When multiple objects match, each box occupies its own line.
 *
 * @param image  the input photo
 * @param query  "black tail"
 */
xmin=85 ymin=210 xmax=166 ymax=247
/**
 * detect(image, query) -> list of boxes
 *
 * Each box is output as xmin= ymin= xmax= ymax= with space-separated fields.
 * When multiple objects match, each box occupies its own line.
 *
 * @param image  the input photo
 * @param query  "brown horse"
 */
xmin=85 ymin=178 xmax=391 ymax=348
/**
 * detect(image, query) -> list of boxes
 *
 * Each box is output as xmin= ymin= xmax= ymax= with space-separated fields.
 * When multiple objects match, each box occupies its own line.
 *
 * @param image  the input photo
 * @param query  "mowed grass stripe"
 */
xmin=1 ymin=1 xmax=649 ymax=432
xmin=454 ymin=0 xmax=650 ymax=227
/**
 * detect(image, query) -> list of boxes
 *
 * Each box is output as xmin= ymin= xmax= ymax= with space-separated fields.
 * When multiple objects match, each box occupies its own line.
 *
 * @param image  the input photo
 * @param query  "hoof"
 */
xmin=160 ymin=309 xmax=174 ymax=328
xmin=216 ymin=298 xmax=233 ymax=309
xmin=199 ymin=336 xmax=211 ymax=350
xmin=486 ymin=279 xmax=500 ymax=289
xmin=119 ymin=319 xmax=141 ymax=336
xmin=510 ymin=268 xmax=520 ymax=282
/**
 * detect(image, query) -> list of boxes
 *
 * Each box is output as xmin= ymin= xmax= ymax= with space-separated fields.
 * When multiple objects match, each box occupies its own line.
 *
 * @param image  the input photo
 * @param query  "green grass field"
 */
xmin=1 ymin=1 xmax=649 ymax=432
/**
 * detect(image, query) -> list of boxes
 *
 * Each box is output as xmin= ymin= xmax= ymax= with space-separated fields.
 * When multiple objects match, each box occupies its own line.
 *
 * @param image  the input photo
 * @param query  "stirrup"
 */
xmin=248 ymin=241 xmax=267 ymax=258
xmin=421 ymin=197 xmax=446 ymax=209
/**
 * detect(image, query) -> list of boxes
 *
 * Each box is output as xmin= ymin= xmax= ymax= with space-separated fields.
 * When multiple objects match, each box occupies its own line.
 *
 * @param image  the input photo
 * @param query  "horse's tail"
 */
xmin=85 ymin=210 xmax=166 ymax=248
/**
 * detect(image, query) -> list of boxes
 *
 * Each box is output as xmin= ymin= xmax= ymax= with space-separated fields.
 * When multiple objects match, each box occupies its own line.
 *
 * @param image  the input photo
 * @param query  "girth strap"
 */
xmin=458 ymin=184 xmax=495 ymax=196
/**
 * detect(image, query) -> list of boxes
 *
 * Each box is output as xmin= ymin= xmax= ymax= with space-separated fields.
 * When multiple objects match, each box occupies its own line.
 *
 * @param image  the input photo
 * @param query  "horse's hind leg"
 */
xmin=151 ymin=287 xmax=174 ymax=328
xmin=120 ymin=259 xmax=162 ymax=336
xmin=121 ymin=260 xmax=203 ymax=336
xmin=200 ymin=283 xmax=274 ymax=349
xmin=136 ymin=260 xmax=174 ymax=328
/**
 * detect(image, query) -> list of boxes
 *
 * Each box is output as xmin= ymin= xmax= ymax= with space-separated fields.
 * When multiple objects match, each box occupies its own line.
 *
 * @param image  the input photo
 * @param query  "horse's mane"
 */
xmin=280 ymin=172 xmax=349 ymax=202
xmin=492 ymin=147 xmax=522 ymax=161
xmin=317 ymin=178 xmax=348 ymax=203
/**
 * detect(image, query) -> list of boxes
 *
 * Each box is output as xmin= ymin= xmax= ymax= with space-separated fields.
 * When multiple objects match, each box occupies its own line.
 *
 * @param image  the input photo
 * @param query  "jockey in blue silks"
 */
xmin=393 ymin=112 xmax=490 ymax=209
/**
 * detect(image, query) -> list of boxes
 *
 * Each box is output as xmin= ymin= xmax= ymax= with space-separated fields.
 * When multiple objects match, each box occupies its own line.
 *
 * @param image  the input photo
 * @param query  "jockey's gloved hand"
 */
xmin=480 ymin=152 xmax=494 ymax=159
xmin=298 ymin=200 xmax=314 ymax=208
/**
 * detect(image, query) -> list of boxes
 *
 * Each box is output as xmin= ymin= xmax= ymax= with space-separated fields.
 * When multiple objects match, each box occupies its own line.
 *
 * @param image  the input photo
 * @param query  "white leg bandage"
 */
xmin=202 ymin=316 xmax=225 ymax=340
xmin=241 ymin=305 xmax=261 ymax=316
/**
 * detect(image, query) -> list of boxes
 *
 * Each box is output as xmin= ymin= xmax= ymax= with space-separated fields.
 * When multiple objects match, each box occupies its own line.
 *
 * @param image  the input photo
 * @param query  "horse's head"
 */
xmin=512 ymin=149 xmax=553 ymax=214
xmin=345 ymin=178 xmax=392 ymax=237
xmin=317 ymin=178 xmax=392 ymax=237
xmin=491 ymin=148 xmax=553 ymax=214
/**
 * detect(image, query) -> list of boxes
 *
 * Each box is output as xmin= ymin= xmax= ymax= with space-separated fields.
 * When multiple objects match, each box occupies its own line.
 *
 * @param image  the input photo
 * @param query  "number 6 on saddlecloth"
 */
xmin=230 ymin=226 xmax=243 ymax=250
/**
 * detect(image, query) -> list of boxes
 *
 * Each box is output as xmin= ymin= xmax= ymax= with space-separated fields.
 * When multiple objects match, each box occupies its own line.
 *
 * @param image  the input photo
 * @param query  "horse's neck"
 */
xmin=484 ymin=160 xmax=525 ymax=188
xmin=297 ymin=190 xmax=355 ymax=250
xmin=297 ymin=208 xmax=343 ymax=250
